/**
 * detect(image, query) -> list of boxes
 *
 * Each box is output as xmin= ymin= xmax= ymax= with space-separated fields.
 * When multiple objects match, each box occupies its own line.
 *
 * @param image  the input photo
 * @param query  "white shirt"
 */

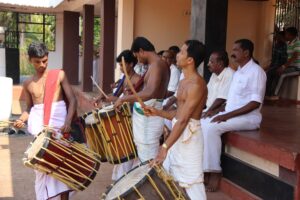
xmin=225 ymin=59 xmax=266 ymax=122
xmin=167 ymin=64 xmax=181 ymax=92
xmin=206 ymin=67 xmax=234 ymax=108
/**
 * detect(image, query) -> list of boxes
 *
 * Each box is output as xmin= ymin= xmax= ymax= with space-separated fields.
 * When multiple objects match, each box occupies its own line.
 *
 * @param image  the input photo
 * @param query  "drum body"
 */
xmin=23 ymin=129 xmax=101 ymax=191
xmin=84 ymin=103 xmax=137 ymax=164
xmin=102 ymin=161 xmax=190 ymax=200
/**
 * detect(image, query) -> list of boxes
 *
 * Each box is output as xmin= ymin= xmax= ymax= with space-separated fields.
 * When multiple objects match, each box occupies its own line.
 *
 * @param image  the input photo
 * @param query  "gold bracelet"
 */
xmin=162 ymin=143 xmax=168 ymax=149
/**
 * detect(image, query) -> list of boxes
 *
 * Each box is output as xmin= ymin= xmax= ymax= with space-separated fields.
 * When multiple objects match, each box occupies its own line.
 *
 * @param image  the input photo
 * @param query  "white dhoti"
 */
xmin=200 ymin=112 xmax=261 ymax=172
xmin=27 ymin=101 xmax=73 ymax=200
xmin=111 ymin=160 xmax=135 ymax=181
xmin=163 ymin=118 xmax=206 ymax=200
xmin=133 ymin=99 xmax=164 ymax=162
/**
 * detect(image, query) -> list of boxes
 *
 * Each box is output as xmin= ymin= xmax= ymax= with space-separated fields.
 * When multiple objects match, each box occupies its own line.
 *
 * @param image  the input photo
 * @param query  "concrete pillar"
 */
xmin=63 ymin=11 xmax=80 ymax=85
xmin=82 ymin=4 xmax=94 ymax=92
xmin=191 ymin=0 xmax=228 ymax=81
xmin=116 ymin=0 xmax=134 ymax=80
xmin=99 ymin=0 xmax=116 ymax=93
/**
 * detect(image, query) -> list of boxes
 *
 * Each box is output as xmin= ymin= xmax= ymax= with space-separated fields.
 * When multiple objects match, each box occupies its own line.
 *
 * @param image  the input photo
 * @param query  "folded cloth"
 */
xmin=163 ymin=118 xmax=206 ymax=200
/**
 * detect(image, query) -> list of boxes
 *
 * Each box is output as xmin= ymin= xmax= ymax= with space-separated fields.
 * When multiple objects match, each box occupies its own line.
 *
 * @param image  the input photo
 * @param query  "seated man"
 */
xmin=274 ymin=27 xmax=300 ymax=96
xmin=201 ymin=39 xmax=266 ymax=192
xmin=265 ymin=31 xmax=287 ymax=98
xmin=202 ymin=50 xmax=234 ymax=118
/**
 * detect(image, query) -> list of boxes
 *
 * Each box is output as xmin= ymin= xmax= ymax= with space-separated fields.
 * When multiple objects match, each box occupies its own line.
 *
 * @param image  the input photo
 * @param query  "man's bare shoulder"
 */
xmin=188 ymin=75 xmax=207 ymax=92
xmin=23 ymin=76 xmax=34 ymax=87
xmin=56 ymin=69 xmax=67 ymax=83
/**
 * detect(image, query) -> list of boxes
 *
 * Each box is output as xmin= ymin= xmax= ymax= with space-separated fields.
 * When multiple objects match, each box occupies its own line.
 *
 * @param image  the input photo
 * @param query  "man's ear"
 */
xmin=187 ymin=57 xmax=194 ymax=65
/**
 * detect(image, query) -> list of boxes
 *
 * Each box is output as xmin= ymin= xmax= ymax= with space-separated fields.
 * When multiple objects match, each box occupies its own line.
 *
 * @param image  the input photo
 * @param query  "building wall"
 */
xmin=0 ymin=48 xmax=5 ymax=76
xmin=48 ymin=13 xmax=63 ymax=69
xmin=226 ymin=0 xmax=275 ymax=69
xmin=133 ymin=0 xmax=191 ymax=51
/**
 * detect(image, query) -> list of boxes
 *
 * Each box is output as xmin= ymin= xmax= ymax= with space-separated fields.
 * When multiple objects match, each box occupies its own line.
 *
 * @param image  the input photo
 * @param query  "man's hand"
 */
xmin=211 ymin=114 xmax=230 ymax=123
xmin=13 ymin=119 xmax=25 ymax=128
xmin=114 ymin=98 xmax=123 ymax=111
xmin=150 ymin=147 xmax=168 ymax=167
xmin=60 ymin=122 xmax=71 ymax=133
xmin=277 ymin=65 xmax=286 ymax=75
xmin=142 ymin=105 xmax=160 ymax=117
xmin=105 ymin=95 xmax=118 ymax=103
xmin=202 ymin=110 xmax=216 ymax=119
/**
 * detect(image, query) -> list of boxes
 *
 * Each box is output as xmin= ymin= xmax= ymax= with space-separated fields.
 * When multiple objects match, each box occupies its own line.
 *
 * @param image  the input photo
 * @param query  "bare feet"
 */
xmin=205 ymin=172 xmax=221 ymax=192
xmin=61 ymin=192 xmax=69 ymax=200
xmin=204 ymin=172 xmax=210 ymax=186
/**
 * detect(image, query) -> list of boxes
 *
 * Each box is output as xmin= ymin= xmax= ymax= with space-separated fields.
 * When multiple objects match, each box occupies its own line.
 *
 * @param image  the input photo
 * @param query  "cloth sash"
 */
xmin=163 ymin=118 xmax=204 ymax=187
xmin=113 ymin=75 xmax=125 ymax=96
xmin=44 ymin=69 xmax=61 ymax=125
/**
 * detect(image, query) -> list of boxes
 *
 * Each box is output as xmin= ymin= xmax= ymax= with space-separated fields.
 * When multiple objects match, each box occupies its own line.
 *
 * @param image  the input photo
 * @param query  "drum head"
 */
xmin=105 ymin=162 xmax=152 ymax=200
xmin=84 ymin=111 xmax=99 ymax=125
xmin=98 ymin=104 xmax=114 ymax=113
xmin=25 ymin=130 xmax=51 ymax=160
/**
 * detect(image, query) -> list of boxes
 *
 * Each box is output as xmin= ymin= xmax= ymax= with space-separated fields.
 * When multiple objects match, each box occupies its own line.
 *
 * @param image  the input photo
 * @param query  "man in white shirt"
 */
xmin=202 ymin=50 xmax=234 ymax=118
xmin=162 ymin=50 xmax=181 ymax=98
xmin=201 ymin=39 xmax=266 ymax=192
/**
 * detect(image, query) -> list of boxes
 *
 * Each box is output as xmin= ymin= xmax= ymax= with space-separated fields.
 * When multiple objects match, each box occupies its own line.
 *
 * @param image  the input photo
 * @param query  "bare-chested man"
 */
xmin=114 ymin=37 xmax=170 ymax=163
xmin=144 ymin=40 xmax=207 ymax=200
xmin=14 ymin=42 xmax=76 ymax=200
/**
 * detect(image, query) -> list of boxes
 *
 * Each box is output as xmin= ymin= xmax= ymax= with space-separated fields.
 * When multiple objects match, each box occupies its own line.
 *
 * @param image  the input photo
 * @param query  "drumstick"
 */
xmin=0 ymin=120 xmax=14 ymax=124
xmin=121 ymin=57 xmax=145 ymax=107
xmin=90 ymin=76 xmax=109 ymax=99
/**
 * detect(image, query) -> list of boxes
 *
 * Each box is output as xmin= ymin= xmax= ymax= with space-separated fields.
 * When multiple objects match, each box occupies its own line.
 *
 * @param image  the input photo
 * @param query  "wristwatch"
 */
xmin=162 ymin=143 xmax=168 ymax=150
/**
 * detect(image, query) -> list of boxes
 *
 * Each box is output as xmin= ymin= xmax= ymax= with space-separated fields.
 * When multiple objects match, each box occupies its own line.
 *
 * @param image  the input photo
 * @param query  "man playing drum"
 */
xmin=144 ymin=40 xmax=207 ymax=200
xmin=114 ymin=37 xmax=170 ymax=163
xmin=14 ymin=42 xmax=76 ymax=200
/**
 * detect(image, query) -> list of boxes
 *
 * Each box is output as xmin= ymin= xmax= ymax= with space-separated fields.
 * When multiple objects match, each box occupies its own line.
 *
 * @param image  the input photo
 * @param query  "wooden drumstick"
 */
xmin=0 ymin=120 xmax=14 ymax=124
xmin=121 ymin=57 xmax=145 ymax=107
xmin=90 ymin=76 xmax=109 ymax=99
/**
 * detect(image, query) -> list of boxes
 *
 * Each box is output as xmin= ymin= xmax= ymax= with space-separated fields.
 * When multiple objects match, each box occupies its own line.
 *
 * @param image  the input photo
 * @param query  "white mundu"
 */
xmin=201 ymin=59 xmax=266 ymax=172
xmin=27 ymin=101 xmax=73 ymax=200
xmin=206 ymin=67 xmax=234 ymax=109
xmin=133 ymin=99 xmax=164 ymax=162
xmin=163 ymin=118 xmax=206 ymax=200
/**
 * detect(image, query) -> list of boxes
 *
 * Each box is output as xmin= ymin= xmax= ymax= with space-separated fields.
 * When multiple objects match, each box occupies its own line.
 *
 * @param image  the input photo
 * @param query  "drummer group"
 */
xmin=14 ymin=36 xmax=266 ymax=200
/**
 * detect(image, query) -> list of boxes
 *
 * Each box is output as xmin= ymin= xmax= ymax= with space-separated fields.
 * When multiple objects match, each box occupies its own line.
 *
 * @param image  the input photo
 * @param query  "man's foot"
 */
xmin=204 ymin=172 xmax=210 ymax=186
xmin=205 ymin=172 xmax=221 ymax=192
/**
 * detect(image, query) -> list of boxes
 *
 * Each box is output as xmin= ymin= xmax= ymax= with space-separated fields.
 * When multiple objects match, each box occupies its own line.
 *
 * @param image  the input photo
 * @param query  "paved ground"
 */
xmin=0 ymin=133 xmax=231 ymax=200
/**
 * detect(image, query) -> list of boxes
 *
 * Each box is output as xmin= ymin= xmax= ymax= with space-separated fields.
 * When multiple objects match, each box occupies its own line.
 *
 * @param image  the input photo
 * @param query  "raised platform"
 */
xmin=221 ymin=104 xmax=300 ymax=200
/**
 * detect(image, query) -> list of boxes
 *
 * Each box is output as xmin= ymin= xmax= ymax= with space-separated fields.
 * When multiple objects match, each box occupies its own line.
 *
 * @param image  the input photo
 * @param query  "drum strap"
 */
xmin=43 ymin=69 xmax=61 ymax=125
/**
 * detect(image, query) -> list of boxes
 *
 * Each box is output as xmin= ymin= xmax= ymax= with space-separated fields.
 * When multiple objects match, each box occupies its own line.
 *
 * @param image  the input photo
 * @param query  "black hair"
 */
xmin=131 ymin=37 xmax=155 ymax=53
xmin=213 ymin=50 xmax=229 ymax=67
xmin=184 ymin=40 xmax=205 ymax=68
xmin=168 ymin=45 xmax=180 ymax=54
xmin=285 ymin=27 xmax=298 ymax=37
xmin=157 ymin=50 xmax=165 ymax=56
xmin=27 ymin=42 xmax=49 ymax=59
xmin=234 ymin=39 xmax=254 ymax=58
xmin=116 ymin=50 xmax=137 ymax=66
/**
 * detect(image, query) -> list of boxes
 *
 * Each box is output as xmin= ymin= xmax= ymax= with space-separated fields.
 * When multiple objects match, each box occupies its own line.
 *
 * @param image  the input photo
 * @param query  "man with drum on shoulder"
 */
xmin=143 ymin=40 xmax=207 ymax=200
xmin=114 ymin=37 xmax=170 ymax=163
xmin=14 ymin=42 xmax=76 ymax=200
xmin=94 ymin=50 xmax=145 ymax=181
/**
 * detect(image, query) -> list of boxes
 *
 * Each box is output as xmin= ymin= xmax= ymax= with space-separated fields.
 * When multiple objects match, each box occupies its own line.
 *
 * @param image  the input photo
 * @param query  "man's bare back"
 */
xmin=143 ymin=57 xmax=170 ymax=99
